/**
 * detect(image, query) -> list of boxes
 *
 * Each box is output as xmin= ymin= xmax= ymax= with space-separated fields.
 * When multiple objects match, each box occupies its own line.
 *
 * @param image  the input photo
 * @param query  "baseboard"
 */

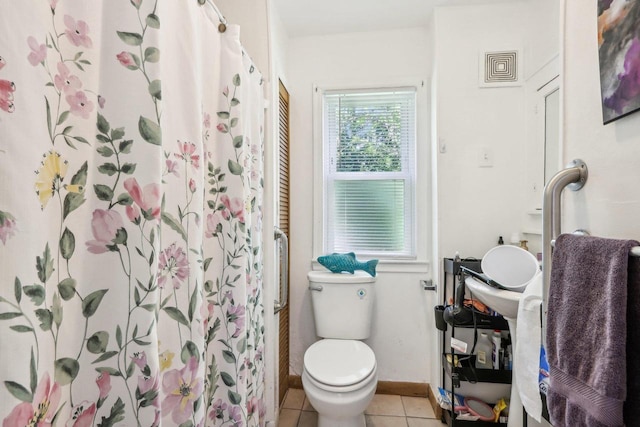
xmin=289 ymin=375 xmax=303 ymax=389
xmin=428 ymin=384 xmax=443 ymax=420
xmin=375 ymin=381 xmax=428 ymax=397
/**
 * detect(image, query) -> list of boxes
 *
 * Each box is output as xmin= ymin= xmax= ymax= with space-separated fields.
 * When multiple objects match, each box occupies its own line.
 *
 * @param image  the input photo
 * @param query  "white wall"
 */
xmin=562 ymin=1 xmax=640 ymax=243
xmin=286 ymin=27 xmax=436 ymax=383
xmin=434 ymin=3 xmax=528 ymax=267
xmin=523 ymin=0 xmax=560 ymax=80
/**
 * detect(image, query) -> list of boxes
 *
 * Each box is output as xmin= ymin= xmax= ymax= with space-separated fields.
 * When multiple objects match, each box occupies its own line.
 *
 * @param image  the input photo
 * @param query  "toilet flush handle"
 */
xmin=309 ymin=285 xmax=323 ymax=292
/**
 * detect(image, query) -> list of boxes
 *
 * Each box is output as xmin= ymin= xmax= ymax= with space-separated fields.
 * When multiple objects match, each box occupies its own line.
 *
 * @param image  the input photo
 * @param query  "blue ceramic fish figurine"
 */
xmin=317 ymin=252 xmax=378 ymax=277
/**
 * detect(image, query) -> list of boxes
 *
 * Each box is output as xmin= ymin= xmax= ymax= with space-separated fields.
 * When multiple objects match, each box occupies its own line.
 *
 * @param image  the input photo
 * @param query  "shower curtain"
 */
xmin=0 ymin=1 xmax=265 ymax=426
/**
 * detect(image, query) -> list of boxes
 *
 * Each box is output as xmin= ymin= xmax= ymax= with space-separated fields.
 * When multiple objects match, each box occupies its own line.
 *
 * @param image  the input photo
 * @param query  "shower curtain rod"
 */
xmin=199 ymin=0 xmax=227 ymax=25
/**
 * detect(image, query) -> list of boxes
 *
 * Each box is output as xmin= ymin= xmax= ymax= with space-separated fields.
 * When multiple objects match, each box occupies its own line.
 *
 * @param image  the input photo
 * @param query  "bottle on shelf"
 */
xmin=498 ymin=236 xmax=504 ymax=245
xmin=475 ymin=333 xmax=493 ymax=369
xmin=492 ymin=330 xmax=502 ymax=370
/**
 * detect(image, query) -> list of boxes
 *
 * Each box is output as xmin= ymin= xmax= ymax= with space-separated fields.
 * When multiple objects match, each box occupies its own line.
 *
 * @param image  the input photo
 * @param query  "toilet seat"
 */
xmin=304 ymin=339 xmax=376 ymax=388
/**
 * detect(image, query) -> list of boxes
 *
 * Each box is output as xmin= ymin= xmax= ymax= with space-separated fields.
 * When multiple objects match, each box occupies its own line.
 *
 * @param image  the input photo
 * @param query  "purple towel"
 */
xmin=546 ymin=234 xmax=639 ymax=427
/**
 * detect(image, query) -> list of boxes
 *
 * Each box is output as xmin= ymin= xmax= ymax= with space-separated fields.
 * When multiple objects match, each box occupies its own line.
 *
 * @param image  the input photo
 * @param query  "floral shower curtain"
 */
xmin=0 ymin=0 xmax=265 ymax=426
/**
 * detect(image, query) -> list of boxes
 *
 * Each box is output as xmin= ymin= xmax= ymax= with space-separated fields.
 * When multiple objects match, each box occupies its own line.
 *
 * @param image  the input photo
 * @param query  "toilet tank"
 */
xmin=308 ymin=270 xmax=376 ymax=339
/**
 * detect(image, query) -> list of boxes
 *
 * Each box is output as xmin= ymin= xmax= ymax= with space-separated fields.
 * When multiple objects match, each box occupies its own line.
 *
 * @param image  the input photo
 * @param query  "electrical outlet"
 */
xmin=478 ymin=147 xmax=493 ymax=167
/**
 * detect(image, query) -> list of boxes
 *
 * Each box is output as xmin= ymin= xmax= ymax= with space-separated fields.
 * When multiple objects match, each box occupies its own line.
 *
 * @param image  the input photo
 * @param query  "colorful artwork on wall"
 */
xmin=598 ymin=0 xmax=640 ymax=124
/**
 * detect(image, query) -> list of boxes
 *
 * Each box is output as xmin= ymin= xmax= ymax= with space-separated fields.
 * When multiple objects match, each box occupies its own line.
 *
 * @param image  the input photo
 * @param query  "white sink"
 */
xmin=464 ymin=276 xmax=522 ymax=320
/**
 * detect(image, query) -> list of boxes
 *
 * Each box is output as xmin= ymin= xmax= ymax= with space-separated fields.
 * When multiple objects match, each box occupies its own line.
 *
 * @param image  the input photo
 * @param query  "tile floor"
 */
xmin=279 ymin=388 xmax=443 ymax=427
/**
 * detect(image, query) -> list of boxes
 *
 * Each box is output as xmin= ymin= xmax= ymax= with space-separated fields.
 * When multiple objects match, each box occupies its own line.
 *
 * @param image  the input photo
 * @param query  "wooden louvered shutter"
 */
xmin=278 ymin=80 xmax=291 ymax=405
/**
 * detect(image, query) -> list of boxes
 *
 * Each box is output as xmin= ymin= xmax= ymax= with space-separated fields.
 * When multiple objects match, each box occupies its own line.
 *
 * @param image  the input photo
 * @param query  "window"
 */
xmin=322 ymin=88 xmax=416 ymax=258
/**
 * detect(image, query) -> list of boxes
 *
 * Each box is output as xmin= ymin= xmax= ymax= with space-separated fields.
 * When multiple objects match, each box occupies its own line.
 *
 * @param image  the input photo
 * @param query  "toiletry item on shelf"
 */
xmin=493 ymin=398 xmax=507 ymax=422
xmin=454 ymin=251 xmax=461 ymax=262
xmin=520 ymin=240 xmax=529 ymax=251
xmin=510 ymin=232 xmax=520 ymax=245
xmin=492 ymin=330 xmax=502 ymax=370
xmin=498 ymin=236 xmax=504 ymax=245
xmin=436 ymin=387 xmax=466 ymax=412
xmin=475 ymin=333 xmax=493 ymax=369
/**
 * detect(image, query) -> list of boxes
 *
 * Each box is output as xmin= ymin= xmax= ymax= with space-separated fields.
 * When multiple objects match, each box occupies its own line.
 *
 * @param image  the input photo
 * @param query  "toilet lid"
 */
xmin=304 ymin=339 xmax=376 ymax=387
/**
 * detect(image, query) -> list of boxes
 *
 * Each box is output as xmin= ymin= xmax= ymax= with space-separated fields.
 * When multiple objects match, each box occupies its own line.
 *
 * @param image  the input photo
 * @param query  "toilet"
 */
xmin=302 ymin=270 xmax=378 ymax=427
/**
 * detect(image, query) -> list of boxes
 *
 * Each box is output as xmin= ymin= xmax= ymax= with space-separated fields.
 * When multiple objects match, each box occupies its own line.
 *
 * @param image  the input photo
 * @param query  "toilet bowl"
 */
xmin=302 ymin=271 xmax=378 ymax=427
xmin=302 ymin=339 xmax=378 ymax=427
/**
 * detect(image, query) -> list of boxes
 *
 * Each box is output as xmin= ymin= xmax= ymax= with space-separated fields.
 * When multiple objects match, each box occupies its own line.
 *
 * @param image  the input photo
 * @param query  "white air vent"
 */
xmin=479 ymin=50 xmax=522 ymax=87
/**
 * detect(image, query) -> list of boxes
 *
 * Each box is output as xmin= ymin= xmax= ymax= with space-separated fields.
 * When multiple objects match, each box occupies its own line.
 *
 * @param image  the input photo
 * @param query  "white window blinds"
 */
xmin=323 ymin=88 xmax=416 ymax=257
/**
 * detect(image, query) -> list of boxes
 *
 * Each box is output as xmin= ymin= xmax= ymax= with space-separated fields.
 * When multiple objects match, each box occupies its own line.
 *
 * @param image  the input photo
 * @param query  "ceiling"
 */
xmin=272 ymin=0 xmax=519 ymax=38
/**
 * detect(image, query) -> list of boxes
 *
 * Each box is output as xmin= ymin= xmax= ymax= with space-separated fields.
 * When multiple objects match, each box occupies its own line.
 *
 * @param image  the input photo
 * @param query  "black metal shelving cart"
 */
xmin=438 ymin=258 xmax=512 ymax=427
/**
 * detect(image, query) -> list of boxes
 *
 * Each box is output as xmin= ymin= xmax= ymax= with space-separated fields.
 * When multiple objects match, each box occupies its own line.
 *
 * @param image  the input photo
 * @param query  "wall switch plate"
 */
xmin=439 ymin=138 xmax=447 ymax=153
xmin=478 ymin=147 xmax=494 ymax=167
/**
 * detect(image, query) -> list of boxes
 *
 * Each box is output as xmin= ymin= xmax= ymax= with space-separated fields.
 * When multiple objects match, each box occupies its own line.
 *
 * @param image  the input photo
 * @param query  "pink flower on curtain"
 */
xmin=116 ymin=51 xmax=137 ymax=69
xmin=0 ymin=56 xmax=5 ymax=70
xmin=49 ymin=0 xmax=58 ymax=10
xmin=138 ymin=374 xmax=158 ymax=395
xmin=203 ymin=112 xmax=211 ymax=128
xmin=0 ymin=211 xmax=17 ymax=244
xmin=97 ymin=95 xmax=106 ymax=109
xmin=208 ymin=399 xmax=227 ymax=421
xmin=227 ymin=304 xmax=245 ymax=338
xmin=0 ymin=79 xmax=15 ymax=113
xmin=96 ymin=372 xmax=111 ymax=400
xmin=175 ymin=141 xmax=200 ymax=169
xmin=126 ymin=204 xmax=141 ymax=224
xmin=216 ymin=123 xmax=226 ymax=133
xmin=222 ymin=86 xmax=229 ymax=97
xmin=54 ymin=62 xmax=82 ymax=94
xmin=188 ymin=178 xmax=196 ymax=193
xmin=27 ymin=36 xmax=47 ymax=66
xmin=131 ymin=351 xmax=148 ymax=370
xmin=200 ymin=300 xmax=214 ymax=336
xmin=66 ymin=401 xmax=96 ymax=427
xmin=2 ymin=372 xmax=61 ymax=427
xmin=64 ymin=15 xmax=93 ymax=48
xmin=220 ymin=194 xmax=245 ymax=223
xmin=247 ymin=397 xmax=259 ymax=417
xmin=86 ymin=209 xmax=124 ymax=254
xmin=205 ymin=212 xmax=223 ymax=238
xmin=130 ymin=0 xmax=142 ymax=8
xmin=165 ymin=159 xmax=179 ymax=177
xmin=66 ymin=91 xmax=94 ymax=119
xmin=137 ymin=375 xmax=160 ymax=408
xmin=157 ymin=243 xmax=189 ymax=289
xmin=228 ymin=405 xmax=242 ymax=426
xmin=161 ymin=357 xmax=203 ymax=425
xmin=123 ymin=177 xmax=161 ymax=220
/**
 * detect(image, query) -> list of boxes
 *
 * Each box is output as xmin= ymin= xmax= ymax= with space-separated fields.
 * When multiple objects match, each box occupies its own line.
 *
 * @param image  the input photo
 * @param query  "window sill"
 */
xmin=310 ymin=259 xmax=429 ymax=274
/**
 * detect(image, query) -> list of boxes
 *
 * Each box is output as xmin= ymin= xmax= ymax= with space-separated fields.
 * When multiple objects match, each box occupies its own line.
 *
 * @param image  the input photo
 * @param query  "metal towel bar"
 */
xmin=542 ymin=159 xmax=589 ymax=306
xmin=542 ymin=159 xmax=639 ymax=328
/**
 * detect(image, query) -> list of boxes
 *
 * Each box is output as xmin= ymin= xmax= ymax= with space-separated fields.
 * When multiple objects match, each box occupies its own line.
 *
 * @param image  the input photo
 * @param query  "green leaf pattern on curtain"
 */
xmin=0 ymin=0 xmax=265 ymax=426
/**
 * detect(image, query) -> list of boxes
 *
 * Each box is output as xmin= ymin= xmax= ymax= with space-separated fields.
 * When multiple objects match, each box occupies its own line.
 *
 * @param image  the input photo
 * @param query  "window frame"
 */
xmin=312 ymin=78 xmax=430 ymax=268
